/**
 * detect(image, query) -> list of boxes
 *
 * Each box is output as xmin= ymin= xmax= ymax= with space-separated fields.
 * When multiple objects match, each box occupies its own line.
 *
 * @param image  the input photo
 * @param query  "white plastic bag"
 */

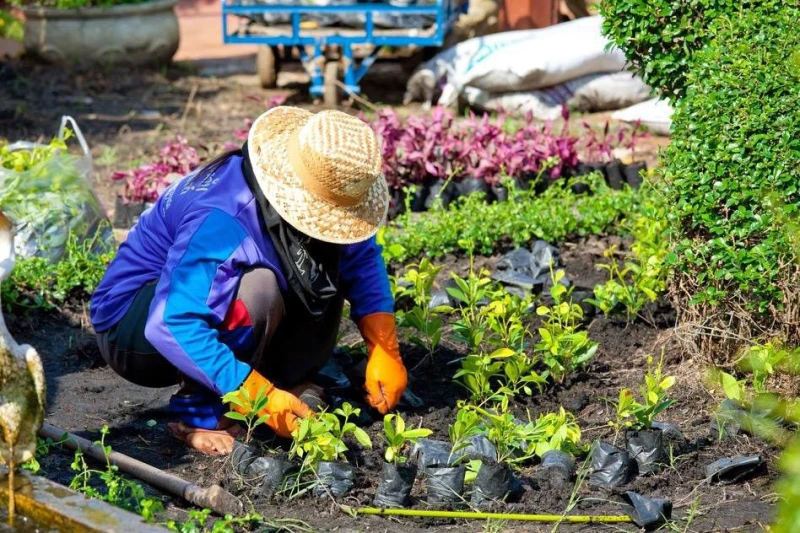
xmin=463 ymin=72 xmax=652 ymax=119
xmin=0 ymin=116 xmax=113 ymax=262
xmin=405 ymin=16 xmax=628 ymax=107
xmin=612 ymin=98 xmax=673 ymax=136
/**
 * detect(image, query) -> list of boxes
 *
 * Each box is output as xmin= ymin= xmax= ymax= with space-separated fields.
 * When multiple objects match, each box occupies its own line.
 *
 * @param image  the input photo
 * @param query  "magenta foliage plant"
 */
xmin=580 ymin=120 xmax=649 ymax=163
xmin=115 ymin=105 xmax=641 ymax=204
xmin=112 ymin=136 xmax=200 ymax=203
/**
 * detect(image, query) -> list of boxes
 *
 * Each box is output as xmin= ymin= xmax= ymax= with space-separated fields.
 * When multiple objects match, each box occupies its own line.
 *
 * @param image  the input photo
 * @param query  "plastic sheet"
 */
xmin=425 ymin=465 xmax=466 ymax=505
xmin=589 ymin=441 xmax=633 ymax=488
xmin=626 ymin=429 xmax=665 ymax=475
xmin=710 ymin=399 xmax=747 ymax=439
xmin=231 ymin=442 xmax=296 ymax=495
xmin=0 ymin=116 xmax=113 ymax=262
xmin=460 ymin=435 xmax=497 ymax=463
xmin=623 ymin=161 xmax=646 ymax=188
xmin=426 ymin=179 xmax=459 ymax=210
xmin=540 ymin=449 xmax=575 ymax=483
xmin=411 ymin=438 xmax=453 ymax=468
xmin=624 ymin=491 xmax=672 ymax=529
xmin=651 ymin=422 xmax=685 ymax=448
xmin=491 ymin=240 xmax=563 ymax=293
xmin=471 ymin=462 xmax=512 ymax=504
xmin=706 ymin=456 xmax=764 ymax=485
xmin=373 ymin=462 xmax=417 ymax=508
xmin=313 ymin=461 xmax=355 ymax=498
xmin=410 ymin=184 xmax=430 ymax=212
xmin=454 ymin=176 xmax=491 ymax=198
xmin=429 ymin=290 xmax=454 ymax=310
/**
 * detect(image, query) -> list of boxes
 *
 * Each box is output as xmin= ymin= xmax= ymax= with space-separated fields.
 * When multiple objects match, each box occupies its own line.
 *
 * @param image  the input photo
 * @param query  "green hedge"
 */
xmin=663 ymin=1 xmax=800 ymax=350
xmin=598 ymin=0 xmax=751 ymax=99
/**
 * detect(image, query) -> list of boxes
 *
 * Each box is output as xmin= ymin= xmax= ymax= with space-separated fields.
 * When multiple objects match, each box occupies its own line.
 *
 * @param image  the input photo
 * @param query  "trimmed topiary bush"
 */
xmin=663 ymin=1 xmax=800 ymax=358
xmin=598 ymin=0 xmax=752 ymax=99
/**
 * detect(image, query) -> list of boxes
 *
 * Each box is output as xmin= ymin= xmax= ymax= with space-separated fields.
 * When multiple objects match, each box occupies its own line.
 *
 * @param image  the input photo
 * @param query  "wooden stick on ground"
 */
xmin=39 ymin=423 xmax=242 ymax=517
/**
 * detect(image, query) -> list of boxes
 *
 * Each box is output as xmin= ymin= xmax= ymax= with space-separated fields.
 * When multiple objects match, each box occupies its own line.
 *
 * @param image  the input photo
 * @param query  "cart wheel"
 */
xmin=257 ymin=46 xmax=278 ymax=89
xmin=323 ymin=61 xmax=340 ymax=107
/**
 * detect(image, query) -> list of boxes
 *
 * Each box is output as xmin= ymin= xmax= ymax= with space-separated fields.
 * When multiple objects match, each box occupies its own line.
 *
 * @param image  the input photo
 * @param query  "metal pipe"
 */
xmin=39 ymin=423 xmax=243 ymax=517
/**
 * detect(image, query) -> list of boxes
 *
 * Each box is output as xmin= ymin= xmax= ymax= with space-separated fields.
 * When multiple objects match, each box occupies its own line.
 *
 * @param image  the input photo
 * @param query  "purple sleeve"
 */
xmin=144 ymin=208 xmax=254 ymax=395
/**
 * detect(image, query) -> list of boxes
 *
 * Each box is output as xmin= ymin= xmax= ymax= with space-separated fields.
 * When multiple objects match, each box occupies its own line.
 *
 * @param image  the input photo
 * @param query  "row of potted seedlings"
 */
xmin=230 ymin=400 xmax=584 ymax=509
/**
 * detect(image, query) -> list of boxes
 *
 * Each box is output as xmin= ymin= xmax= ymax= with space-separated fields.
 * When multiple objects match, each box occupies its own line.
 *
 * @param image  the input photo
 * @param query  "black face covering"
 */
xmin=241 ymin=142 xmax=341 ymax=319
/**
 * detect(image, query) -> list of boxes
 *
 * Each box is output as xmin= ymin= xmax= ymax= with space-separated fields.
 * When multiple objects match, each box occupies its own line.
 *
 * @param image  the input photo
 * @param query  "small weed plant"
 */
xmin=166 ymin=509 xmax=311 ymax=533
xmin=69 ymin=426 xmax=163 ymax=522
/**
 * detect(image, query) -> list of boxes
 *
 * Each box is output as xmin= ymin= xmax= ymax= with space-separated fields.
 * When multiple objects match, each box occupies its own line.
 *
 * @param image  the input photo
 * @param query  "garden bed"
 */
xmin=7 ymin=235 xmax=778 ymax=532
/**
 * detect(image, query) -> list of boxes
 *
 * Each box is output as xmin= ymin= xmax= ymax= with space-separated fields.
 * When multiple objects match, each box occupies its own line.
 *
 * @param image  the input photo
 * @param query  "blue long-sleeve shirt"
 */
xmin=90 ymin=155 xmax=394 ymax=395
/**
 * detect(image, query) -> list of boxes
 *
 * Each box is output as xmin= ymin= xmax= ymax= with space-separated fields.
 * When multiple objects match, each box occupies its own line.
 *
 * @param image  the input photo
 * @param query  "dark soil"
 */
xmin=6 ymin=234 xmax=779 ymax=532
xmin=1 ymin=60 xmax=766 ymax=532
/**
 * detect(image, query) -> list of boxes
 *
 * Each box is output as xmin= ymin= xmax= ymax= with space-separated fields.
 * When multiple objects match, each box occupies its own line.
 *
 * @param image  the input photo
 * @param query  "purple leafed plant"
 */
xmin=580 ymin=120 xmax=649 ymax=163
xmin=114 ymin=105 xmax=644 ymax=205
xmin=112 ymin=136 xmax=201 ymax=203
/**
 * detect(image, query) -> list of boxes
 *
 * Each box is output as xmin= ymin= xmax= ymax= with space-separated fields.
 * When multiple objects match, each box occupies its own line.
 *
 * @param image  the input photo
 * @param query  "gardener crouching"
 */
xmin=90 ymin=107 xmax=407 ymax=456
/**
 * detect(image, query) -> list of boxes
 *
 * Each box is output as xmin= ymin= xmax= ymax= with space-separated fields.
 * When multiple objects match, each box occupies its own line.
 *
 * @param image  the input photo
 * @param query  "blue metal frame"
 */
xmin=222 ymin=0 xmax=468 ymax=97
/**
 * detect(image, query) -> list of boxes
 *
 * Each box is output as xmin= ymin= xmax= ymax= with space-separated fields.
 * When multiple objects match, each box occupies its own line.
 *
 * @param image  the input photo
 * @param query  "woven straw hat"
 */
xmin=247 ymin=106 xmax=388 ymax=244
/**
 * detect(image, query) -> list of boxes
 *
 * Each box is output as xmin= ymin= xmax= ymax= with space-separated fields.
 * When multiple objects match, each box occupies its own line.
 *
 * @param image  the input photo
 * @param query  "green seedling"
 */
xmin=535 ymin=269 xmax=598 ymax=383
xmin=221 ymin=385 xmax=269 ymax=444
xmin=289 ymin=402 xmax=372 ymax=471
xmin=453 ymin=348 xmax=545 ymax=403
xmin=483 ymin=290 xmax=533 ymax=352
xmin=460 ymin=400 xmax=544 ymax=468
xmin=395 ymin=258 xmax=446 ymax=361
xmin=529 ymin=407 xmax=585 ymax=458
xmin=447 ymin=267 xmax=493 ymax=351
xmin=448 ymin=404 xmax=483 ymax=465
xmin=382 ymin=414 xmax=432 ymax=465
xmin=613 ymin=353 xmax=675 ymax=433
xmin=69 ymin=426 xmax=164 ymax=522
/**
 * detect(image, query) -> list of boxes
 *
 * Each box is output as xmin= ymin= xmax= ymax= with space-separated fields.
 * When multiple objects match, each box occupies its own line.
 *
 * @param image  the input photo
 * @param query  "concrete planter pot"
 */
xmin=21 ymin=0 xmax=179 ymax=67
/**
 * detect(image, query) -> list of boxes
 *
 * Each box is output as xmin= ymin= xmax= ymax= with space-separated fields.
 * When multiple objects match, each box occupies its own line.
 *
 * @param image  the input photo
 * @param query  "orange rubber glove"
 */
xmin=358 ymin=312 xmax=407 ymax=414
xmin=233 ymin=370 xmax=312 ymax=438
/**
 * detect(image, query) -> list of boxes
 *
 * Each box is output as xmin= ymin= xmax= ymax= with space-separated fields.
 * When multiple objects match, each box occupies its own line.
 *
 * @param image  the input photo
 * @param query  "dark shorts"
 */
xmin=96 ymin=268 xmax=344 ymax=391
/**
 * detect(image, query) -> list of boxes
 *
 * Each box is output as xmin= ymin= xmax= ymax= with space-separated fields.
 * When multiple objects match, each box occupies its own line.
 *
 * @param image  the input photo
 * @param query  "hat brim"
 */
xmin=247 ymin=107 xmax=389 ymax=245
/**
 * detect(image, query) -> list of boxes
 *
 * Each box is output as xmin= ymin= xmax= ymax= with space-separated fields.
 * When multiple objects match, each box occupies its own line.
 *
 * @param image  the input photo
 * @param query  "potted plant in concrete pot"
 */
xmin=13 ymin=0 xmax=179 ymax=67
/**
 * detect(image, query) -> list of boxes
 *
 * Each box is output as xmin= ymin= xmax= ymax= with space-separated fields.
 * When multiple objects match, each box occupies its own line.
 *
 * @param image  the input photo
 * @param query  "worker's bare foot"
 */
xmin=167 ymin=418 xmax=243 ymax=456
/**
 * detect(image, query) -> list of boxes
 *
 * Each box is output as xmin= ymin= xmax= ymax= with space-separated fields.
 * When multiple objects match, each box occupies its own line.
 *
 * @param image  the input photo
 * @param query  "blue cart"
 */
xmin=222 ymin=0 xmax=468 ymax=105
